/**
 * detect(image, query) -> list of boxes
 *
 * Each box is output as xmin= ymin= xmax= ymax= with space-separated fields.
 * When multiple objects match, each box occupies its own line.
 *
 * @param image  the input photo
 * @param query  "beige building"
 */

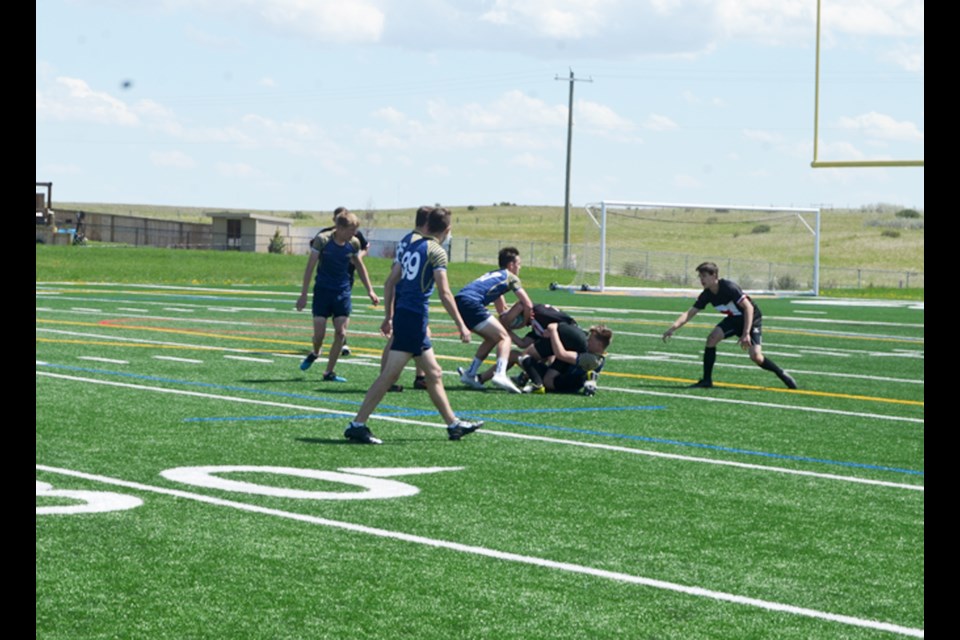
xmin=210 ymin=212 xmax=292 ymax=252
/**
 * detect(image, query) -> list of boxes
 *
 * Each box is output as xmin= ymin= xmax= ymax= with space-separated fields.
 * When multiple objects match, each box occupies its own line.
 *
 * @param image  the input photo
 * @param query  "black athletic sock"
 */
xmin=703 ymin=347 xmax=717 ymax=383
xmin=760 ymin=357 xmax=789 ymax=380
xmin=759 ymin=357 xmax=784 ymax=375
xmin=520 ymin=356 xmax=544 ymax=387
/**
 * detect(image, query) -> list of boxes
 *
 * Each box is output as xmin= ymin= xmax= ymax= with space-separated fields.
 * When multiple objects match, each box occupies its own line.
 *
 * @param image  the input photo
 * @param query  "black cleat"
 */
xmin=344 ymin=423 xmax=382 ymax=444
xmin=340 ymin=345 xmax=351 ymax=356
xmin=299 ymin=353 xmax=318 ymax=371
xmin=388 ymin=384 xmax=404 ymax=393
xmin=779 ymin=372 xmax=798 ymax=389
xmin=447 ymin=420 xmax=483 ymax=441
xmin=688 ymin=379 xmax=713 ymax=389
xmin=413 ymin=376 xmax=428 ymax=390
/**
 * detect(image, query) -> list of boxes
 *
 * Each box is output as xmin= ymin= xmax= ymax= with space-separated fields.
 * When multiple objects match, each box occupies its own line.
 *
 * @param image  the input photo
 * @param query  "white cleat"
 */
xmin=491 ymin=373 xmax=522 ymax=394
xmin=457 ymin=366 xmax=486 ymax=390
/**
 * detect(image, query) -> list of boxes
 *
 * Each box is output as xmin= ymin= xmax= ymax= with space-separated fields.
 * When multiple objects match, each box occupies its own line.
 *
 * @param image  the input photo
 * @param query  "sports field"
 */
xmin=36 ymin=281 xmax=923 ymax=639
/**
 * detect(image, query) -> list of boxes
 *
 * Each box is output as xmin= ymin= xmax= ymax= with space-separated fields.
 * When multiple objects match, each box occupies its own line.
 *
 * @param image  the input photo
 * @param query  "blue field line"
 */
xmin=39 ymin=362 xmax=923 ymax=478
xmin=453 ymin=414 xmax=924 ymax=477
xmin=38 ymin=362 xmax=382 ymax=411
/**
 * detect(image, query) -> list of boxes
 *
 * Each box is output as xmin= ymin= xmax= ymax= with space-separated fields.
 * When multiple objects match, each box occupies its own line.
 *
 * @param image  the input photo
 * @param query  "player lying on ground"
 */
xmin=474 ymin=301 xmax=577 ymax=383
xmin=516 ymin=322 xmax=612 ymax=395
xmin=661 ymin=261 xmax=797 ymax=389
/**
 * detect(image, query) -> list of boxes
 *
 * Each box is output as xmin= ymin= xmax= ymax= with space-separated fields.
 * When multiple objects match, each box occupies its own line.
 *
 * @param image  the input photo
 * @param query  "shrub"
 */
xmin=895 ymin=209 xmax=921 ymax=219
xmin=774 ymin=274 xmax=800 ymax=290
xmin=622 ymin=261 xmax=646 ymax=278
xmin=291 ymin=211 xmax=310 ymax=220
xmin=882 ymin=229 xmax=901 ymax=238
xmin=268 ymin=229 xmax=286 ymax=254
xmin=751 ymin=224 xmax=771 ymax=234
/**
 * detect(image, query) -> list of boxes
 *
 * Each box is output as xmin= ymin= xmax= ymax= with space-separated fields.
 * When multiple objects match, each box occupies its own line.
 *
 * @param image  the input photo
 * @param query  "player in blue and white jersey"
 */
xmin=454 ymin=248 xmax=533 ymax=393
xmin=344 ymin=207 xmax=483 ymax=444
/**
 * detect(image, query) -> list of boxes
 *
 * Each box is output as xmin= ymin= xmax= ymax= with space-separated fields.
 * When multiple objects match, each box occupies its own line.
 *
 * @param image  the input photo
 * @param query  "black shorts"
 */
xmin=717 ymin=315 xmax=763 ymax=346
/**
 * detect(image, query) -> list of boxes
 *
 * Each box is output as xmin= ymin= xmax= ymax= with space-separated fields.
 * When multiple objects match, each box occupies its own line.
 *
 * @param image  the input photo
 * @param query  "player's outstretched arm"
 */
xmin=435 ymin=270 xmax=470 ymax=343
xmin=296 ymin=251 xmax=320 ymax=312
xmin=663 ymin=306 xmax=699 ymax=341
xmin=351 ymin=254 xmax=380 ymax=306
xmin=380 ymin=263 xmax=402 ymax=337
xmin=737 ymin=298 xmax=755 ymax=349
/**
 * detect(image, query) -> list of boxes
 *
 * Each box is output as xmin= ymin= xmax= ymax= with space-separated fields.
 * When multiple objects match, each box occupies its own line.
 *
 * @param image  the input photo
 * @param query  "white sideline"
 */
xmin=36 ymin=371 xmax=923 ymax=492
xmin=35 ymin=463 xmax=924 ymax=639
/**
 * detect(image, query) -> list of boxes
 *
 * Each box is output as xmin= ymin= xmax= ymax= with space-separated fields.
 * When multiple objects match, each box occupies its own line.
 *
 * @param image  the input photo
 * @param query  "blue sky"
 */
xmin=36 ymin=1 xmax=923 ymax=212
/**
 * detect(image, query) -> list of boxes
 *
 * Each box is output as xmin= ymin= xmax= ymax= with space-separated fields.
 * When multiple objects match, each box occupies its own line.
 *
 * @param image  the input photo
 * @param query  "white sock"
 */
xmin=495 ymin=358 xmax=507 ymax=376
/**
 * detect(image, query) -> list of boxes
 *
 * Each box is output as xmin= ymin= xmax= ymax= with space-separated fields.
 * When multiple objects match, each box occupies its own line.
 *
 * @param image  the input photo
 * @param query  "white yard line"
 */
xmin=77 ymin=356 xmax=128 ymax=365
xmin=34 ymin=463 xmax=924 ymax=639
xmin=223 ymin=355 xmax=274 ymax=363
xmin=36 ymin=371 xmax=923 ymax=491
xmin=604 ymin=385 xmax=923 ymax=425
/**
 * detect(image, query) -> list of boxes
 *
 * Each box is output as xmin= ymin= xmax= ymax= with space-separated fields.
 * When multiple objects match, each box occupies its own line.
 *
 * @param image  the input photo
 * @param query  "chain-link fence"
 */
xmin=54 ymin=212 xmax=922 ymax=291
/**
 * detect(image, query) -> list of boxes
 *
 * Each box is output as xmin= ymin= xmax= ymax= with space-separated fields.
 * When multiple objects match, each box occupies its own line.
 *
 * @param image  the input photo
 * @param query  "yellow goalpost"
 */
xmin=812 ymin=0 xmax=923 ymax=169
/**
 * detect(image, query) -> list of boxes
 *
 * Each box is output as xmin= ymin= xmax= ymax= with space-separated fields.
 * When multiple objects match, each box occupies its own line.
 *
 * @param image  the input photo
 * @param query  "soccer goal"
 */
xmin=570 ymin=201 xmax=821 ymax=295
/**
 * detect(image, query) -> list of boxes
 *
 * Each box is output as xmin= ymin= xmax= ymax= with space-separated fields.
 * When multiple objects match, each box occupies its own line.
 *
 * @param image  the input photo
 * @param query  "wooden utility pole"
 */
xmin=556 ymin=69 xmax=592 ymax=269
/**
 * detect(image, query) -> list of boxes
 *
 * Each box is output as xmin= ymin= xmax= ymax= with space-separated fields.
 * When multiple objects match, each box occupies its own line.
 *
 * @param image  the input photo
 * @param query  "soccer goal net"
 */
xmin=567 ymin=201 xmax=821 ymax=295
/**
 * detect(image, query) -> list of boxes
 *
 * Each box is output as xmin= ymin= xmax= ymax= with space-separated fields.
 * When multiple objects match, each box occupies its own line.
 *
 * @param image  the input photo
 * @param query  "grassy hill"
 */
xmin=58 ymin=202 xmax=923 ymax=275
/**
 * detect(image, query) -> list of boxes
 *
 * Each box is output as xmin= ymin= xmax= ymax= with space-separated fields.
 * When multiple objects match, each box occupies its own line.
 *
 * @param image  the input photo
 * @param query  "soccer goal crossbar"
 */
xmin=581 ymin=201 xmax=821 ymax=296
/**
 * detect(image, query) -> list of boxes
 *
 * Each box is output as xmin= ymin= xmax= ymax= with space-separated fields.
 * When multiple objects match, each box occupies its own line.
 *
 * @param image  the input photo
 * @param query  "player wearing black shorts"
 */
xmin=662 ymin=261 xmax=797 ymax=389
xmin=518 ymin=322 xmax=612 ymax=395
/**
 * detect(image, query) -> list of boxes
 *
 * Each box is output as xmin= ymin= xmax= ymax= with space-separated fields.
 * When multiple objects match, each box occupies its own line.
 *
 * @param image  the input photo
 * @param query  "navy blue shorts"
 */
xmin=455 ymin=296 xmax=491 ymax=330
xmin=312 ymin=287 xmax=352 ymax=319
xmin=392 ymin=308 xmax=432 ymax=356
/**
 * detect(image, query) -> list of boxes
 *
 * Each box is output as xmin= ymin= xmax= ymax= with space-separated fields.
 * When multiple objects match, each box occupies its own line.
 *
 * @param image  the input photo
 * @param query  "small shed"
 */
xmin=209 ymin=212 xmax=292 ymax=252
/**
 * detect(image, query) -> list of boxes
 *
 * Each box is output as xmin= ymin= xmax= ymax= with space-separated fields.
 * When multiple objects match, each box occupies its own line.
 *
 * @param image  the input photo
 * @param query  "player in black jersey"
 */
xmin=662 ymin=261 xmax=797 ymax=389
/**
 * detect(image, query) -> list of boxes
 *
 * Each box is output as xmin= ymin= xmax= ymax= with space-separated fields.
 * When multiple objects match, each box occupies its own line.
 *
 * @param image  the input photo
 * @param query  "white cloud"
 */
xmin=509 ymin=152 xmax=552 ymax=169
xmin=425 ymin=164 xmax=451 ymax=177
xmin=168 ymin=0 xmax=385 ymax=42
xmin=577 ymin=100 xmax=634 ymax=130
xmin=838 ymin=111 xmax=923 ymax=142
xmin=742 ymin=129 xmax=784 ymax=144
xmin=256 ymin=0 xmax=384 ymax=41
xmin=150 ymin=150 xmax=197 ymax=169
xmin=643 ymin=114 xmax=678 ymax=131
xmin=824 ymin=0 xmax=923 ymax=37
xmin=480 ymin=0 xmax=613 ymax=39
xmin=359 ymin=91 xmax=568 ymax=152
xmin=36 ymin=77 xmax=140 ymax=126
xmin=216 ymin=162 xmax=262 ymax=178
xmin=882 ymin=44 xmax=924 ymax=73
xmin=259 ymin=77 xmax=277 ymax=88
xmin=41 ymin=163 xmax=83 ymax=175
xmin=673 ymin=174 xmax=702 ymax=188
xmin=373 ymin=107 xmax=407 ymax=125
xmin=817 ymin=140 xmax=866 ymax=161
